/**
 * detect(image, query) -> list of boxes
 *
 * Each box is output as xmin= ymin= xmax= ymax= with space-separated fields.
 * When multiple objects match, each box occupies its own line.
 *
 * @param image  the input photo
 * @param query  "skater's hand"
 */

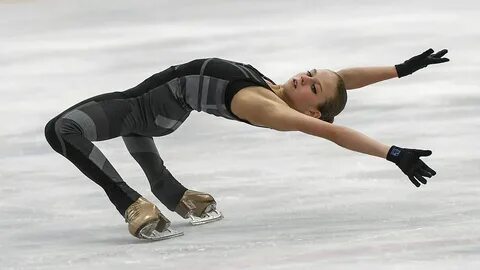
xmin=386 ymin=145 xmax=437 ymax=187
xmin=395 ymin=48 xmax=449 ymax=78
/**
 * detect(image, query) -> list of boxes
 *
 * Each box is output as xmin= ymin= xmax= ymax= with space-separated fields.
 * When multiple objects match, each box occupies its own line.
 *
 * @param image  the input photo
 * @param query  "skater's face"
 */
xmin=284 ymin=69 xmax=339 ymax=118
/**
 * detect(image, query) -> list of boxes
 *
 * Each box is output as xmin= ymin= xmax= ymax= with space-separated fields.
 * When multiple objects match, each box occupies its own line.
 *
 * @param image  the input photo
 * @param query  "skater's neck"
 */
xmin=267 ymin=82 xmax=294 ymax=108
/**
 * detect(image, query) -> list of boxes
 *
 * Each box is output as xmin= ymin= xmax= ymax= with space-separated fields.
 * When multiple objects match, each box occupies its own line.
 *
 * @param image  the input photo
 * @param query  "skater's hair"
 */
xmin=317 ymin=71 xmax=347 ymax=123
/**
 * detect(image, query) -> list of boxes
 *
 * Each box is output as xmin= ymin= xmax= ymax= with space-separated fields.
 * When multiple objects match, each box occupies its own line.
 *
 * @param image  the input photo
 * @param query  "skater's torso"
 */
xmin=120 ymin=58 xmax=277 ymax=137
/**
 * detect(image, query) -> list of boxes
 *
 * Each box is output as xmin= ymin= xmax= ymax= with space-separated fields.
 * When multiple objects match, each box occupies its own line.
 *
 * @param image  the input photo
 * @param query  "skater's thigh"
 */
xmin=56 ymin=97 xmax=132 ymax=142
xmin=55 ymin=91 xmax=128 ymax=118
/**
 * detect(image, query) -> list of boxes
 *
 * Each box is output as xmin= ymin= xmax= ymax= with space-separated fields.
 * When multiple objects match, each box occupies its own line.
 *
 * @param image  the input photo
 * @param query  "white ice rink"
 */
xmin=1 ymin=0 xmax=479 ymax=269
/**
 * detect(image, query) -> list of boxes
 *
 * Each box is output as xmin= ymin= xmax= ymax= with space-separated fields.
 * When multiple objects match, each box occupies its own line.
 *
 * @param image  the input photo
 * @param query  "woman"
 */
xmin=44 ymin=48 xmax=449 ymax=241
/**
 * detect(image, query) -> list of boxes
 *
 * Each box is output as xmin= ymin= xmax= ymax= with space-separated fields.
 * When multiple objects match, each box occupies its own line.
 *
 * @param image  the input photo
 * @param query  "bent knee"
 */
xmin=44 ymin=117 xmax=63 ymax=154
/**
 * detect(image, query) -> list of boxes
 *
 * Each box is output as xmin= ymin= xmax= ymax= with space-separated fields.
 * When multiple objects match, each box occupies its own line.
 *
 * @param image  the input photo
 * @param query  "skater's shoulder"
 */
xmin=231 ymin=86 xmax=284 ymax=110
xmin=231 ymin=86 xmax=292 ymax=130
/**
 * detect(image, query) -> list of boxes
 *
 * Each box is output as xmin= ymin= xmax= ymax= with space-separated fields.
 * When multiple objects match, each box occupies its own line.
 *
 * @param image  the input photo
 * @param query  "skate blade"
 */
xmin=139 ymin=222 xmax=184 ymax=241
xmin=141 ymin=227 xmax=184 ymax=241
xmin=189 ymin=210 xmax=223 ymax=226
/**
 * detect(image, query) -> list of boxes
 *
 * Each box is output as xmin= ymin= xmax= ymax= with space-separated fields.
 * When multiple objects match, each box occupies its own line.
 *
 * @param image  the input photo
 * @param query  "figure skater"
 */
xmin=44 ymin=48 xmax=449 ymax=240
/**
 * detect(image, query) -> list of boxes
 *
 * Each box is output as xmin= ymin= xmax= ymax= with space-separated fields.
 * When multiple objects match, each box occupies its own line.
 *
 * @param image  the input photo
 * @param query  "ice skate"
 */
xmin=175 ymin=190 xmax=223 ymax=226
xmin=125 ymin=197 xmax=183 ymax=240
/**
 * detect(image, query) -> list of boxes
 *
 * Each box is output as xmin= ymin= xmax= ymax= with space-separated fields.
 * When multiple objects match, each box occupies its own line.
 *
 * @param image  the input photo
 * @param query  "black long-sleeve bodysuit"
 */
xmin=44 ymin=58 xmax=275 ymax=216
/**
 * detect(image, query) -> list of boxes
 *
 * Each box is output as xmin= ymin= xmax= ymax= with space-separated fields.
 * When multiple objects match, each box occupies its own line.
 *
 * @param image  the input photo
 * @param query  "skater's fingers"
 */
xmin=414 ymin=172 xmax=428 ymax=185
xmin=429 ymin=58 xmax=450 ymax=64
xmin=409 ymin=175 xmax=421 ymax=187
xmin=414 ymin=149 xmax=432 ymax=157
xmin=418 ymin=48 xmax=435 ymax=58
xmin=418 ymin=167 xmax=433 ymax=178
xmin=422 ymin=164 xmax=437 ymax=176
xmin=432 ymin=49 xmax=448 ymax=58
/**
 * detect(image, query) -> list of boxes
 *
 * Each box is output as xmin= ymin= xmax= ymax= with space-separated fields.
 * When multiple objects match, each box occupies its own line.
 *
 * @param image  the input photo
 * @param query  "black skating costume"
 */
xmin=45 ymin=58 xmax=275 ymax=216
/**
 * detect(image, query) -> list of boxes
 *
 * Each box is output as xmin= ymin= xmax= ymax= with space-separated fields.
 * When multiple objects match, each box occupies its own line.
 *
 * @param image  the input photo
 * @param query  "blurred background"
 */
xmin=1 ymin=0 xmax=479 ymax=269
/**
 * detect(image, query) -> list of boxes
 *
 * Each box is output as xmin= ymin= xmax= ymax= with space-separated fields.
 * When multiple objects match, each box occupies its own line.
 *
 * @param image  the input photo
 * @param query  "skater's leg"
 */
xmin=122 ymin=135 xmax=187 ymax=211
xmin=44 ymin=93 xmax=141 ymax=215
xmin=122 ymin=136 xmax=222 ymax=224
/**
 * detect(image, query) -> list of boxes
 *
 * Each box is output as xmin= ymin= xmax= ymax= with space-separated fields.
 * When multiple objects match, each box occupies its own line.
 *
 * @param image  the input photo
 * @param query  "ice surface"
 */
xmin=1 ymin=0 xmax=480 ymax=269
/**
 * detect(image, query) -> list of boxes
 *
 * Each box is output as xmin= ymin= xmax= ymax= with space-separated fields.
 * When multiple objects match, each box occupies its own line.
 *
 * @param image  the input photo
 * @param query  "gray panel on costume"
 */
xmin=62 ymin=109 xmax=98 ymax=141
xmin=185 ymin=75 xmax=201 ymax=111
xmin=143 ymin=84 xmax=191 ymax=136
xmin=241 ymin=65 xmax=263 ymax=82
xmin=184 ymin=73 xmax=237 ymax=120
xmin=200 ymin=76 xmax=210 ymax=111
xmin=215 ymin=79 xmax=235 ymax=119
xmin=155 ymin=114 xmax=182 ymax=129
xmin=122 ymin=136 xmax=159 ymax=155
xmin=206 ymin=77 xmax=217 ymax=106
xmin=102 ymin=161 xmax=123 ymax=183
xmin=222 ymin=59 xmax=265 ymax=84
xmin=150 ymin=86 xmax=184 ymax=118
xmin=169 ymin=113 xmax=188 ymax=131
xmin=200 ymin=58 xmax=212 ymax=75
xmin=88 ymin=145 xmax=106 ymax=169
xmin=226 ymin=61 xmax=249 ymax=78
xmin=177 ymin=58 xmax=266 ymax=123
xmin=219 ymin=104 xmax=234 ymax=119
xmin=76 ymin=101 xmax=111 ymax=140
xmin=167 ymin=78 xmax=186 ymax=105
xmin=88 ymin=145 xmax=123 ymax=183
xmin=196 ymin=58 xmax=212 ymax=110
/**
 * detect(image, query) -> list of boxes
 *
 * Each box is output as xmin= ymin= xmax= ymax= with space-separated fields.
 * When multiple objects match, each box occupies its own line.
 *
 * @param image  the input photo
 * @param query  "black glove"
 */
xmin=386 ymin=145 xmax=437 ymax=187
xmin=395 ymin=48 xmax=449 ymax=78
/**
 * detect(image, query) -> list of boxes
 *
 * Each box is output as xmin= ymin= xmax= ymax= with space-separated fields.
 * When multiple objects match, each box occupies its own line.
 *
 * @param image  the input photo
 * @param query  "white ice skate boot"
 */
xmin=125 ymin=197 xmax=183 ymax=240
xmin=174 ymin=190 xmax=223 ymax=226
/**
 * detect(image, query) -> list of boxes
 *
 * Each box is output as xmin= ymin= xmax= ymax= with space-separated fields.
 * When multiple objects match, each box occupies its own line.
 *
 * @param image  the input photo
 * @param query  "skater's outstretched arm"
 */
xmin=337 ymin=66 xmax=397 ymax=90
xmin=337 ymin=48 xmax=449 ymax=90
xmin=241 ymin=99 xmax=388 ymax=158
xmin=241 ymin=101 xmax=436 ymax=187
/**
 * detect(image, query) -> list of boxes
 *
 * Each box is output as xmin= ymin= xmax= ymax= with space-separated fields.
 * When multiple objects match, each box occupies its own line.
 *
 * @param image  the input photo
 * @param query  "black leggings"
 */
xmin=44 ymin=79 xmax=188 ymax=217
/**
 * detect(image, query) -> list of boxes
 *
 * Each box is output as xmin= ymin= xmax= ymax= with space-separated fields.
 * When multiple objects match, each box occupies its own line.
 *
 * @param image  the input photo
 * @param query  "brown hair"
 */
xmin=317 ymin=71 xmax=347 ymax=123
